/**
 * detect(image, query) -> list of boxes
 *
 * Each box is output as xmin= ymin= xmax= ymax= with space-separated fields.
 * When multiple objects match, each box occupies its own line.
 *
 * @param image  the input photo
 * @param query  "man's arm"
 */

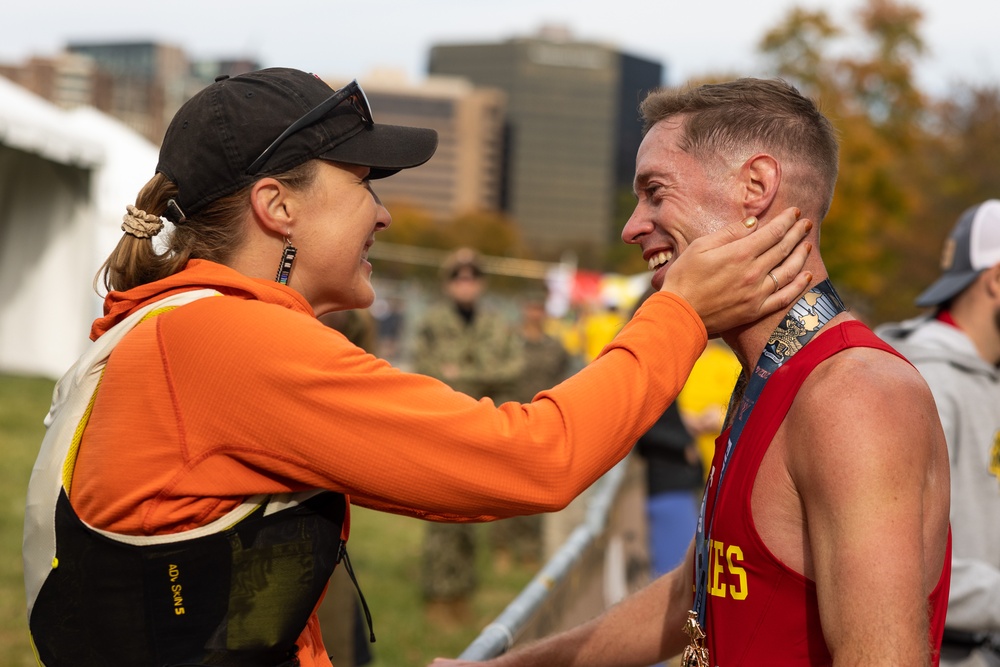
xmin=786 ymin=347 xmax=950 ymax=666
xmin=429 ymin=541 xmax=697 ymax=667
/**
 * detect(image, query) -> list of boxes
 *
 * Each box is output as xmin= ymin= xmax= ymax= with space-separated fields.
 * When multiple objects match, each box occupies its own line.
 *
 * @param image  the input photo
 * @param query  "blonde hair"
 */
xmin=97 ymin=160 xmax=318 ymax=293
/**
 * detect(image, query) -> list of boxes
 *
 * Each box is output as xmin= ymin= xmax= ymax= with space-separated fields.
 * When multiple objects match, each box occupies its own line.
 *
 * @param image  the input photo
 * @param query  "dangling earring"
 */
xmin=275 ymin=237 xmax=297 ymax=285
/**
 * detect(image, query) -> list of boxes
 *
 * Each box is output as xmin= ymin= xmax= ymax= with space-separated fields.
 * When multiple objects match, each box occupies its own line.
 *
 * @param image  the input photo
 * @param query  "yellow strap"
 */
xmin=61 ymin=305 xmax=182 ymax=492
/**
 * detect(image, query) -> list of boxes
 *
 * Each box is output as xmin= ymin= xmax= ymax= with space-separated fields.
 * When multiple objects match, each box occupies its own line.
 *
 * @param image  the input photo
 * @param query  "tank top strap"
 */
xmin=729 ymin=320 xmax=902 ymax=497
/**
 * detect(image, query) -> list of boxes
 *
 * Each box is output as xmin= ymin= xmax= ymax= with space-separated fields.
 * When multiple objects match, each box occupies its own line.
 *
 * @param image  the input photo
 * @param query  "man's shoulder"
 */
xmin=789 ymin=331 xmax=934 ymax=438
xmin=801 ymin=341 xmax=929 ymax=405
xmin=784 ymin=340 xmax=944 ymax=490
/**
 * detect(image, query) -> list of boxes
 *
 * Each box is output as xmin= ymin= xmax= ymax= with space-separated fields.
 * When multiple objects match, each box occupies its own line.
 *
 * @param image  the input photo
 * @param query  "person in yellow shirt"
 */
xmin=581 ymin=303 xmax=629 ymax=363
xmin=676 ymin=340 xmax=742 ymax=478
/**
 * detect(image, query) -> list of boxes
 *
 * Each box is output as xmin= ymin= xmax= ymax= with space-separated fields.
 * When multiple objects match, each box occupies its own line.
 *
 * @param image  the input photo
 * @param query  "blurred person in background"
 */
xmin=412 ymin=248 xmax=525 ymax=624
xmin=581 ymin=301 xmax=628 ymax=363
xmin=318 ymin=308 xmax=379 ymax=667
xmin=491 ymin=292 xmax=573 ymax=572
xmin=877 ymin=199 xmax=1000 ymax=667
xmin=676 ymin=339 xmax=742 ymax=479
xmin=631 ymin=288 xmax=703 ymax=579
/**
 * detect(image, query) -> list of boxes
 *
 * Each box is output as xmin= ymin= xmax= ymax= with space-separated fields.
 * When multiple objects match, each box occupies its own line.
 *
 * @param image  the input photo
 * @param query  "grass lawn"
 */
xmin=1 ymin=374 xmax=53 ymax=667
xmin=346 ymin=508 xmax=535 ymax=666
xmin=0 ymin=373 xmax=533 ymax=666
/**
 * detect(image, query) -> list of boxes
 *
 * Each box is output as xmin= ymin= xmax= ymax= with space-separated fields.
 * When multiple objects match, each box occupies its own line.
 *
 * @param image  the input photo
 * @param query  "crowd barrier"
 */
xmin=458 ymin=455 xmax=652 ymax=660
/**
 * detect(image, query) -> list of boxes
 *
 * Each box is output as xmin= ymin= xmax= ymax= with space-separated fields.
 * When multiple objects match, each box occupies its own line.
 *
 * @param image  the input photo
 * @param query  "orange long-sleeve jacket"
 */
xmin=71 ymin=259 xmax=706 ymax=666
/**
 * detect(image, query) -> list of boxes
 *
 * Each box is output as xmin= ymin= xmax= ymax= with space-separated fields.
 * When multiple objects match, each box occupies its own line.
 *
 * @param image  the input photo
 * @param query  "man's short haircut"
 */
xmin=639 ymin=78 xmax=840 ymax=219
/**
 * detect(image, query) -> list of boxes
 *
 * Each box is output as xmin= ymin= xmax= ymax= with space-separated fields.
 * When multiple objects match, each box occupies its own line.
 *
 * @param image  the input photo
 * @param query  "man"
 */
xmin=413 ymin=247 xmax=525 ymax=623
xmin=431 ymin=78 xmax=952 ymax=666
xmin=877 ymin=200 xmax=1000 ymax=667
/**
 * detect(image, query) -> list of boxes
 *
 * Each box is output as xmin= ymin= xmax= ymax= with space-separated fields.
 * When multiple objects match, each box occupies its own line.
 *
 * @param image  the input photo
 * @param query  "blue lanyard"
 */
xmin=691 ymin=279 xmax=846 ymax=626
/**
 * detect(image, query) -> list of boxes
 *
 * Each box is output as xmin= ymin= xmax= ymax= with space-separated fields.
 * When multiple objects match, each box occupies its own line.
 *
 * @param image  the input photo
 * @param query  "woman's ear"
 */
xmin=739 ymin=154 xmax=780 ymax=219
xmin=249 ymin=178 xmax=292 ymax=236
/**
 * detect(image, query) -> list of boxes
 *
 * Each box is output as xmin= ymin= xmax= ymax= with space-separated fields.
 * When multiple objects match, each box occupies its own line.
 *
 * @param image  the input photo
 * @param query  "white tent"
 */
xmin=0 ymin=76 xmax=159 ymax=379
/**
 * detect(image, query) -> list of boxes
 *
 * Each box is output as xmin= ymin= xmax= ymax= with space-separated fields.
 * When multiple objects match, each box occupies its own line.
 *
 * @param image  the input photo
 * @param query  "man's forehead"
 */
xmin=633 ymin=123 xmax=686 ymax=188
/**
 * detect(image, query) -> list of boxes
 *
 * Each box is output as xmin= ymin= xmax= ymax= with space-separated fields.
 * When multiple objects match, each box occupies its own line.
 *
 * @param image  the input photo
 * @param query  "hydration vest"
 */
xmin=23 ymin=290 xmax=349 ymax=667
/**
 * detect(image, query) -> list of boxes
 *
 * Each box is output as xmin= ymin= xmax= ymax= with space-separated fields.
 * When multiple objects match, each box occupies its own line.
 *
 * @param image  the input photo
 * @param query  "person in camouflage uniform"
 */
xmin=490 ymin=295 xmax=572 ymax=571
xmin=413 ymin=248 xmax=525 ymax=623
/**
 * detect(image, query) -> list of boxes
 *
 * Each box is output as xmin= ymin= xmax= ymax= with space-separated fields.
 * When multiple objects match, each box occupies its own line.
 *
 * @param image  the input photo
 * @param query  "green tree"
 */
xmin=759 ymin=0 xmax=930 ymax=322
xmin=758 ymin=7 xmax=841 ymax=98
xmin=899 ymin=84 xmax=1000 ymax=310
xmin=379 ymin=203 xmax=525 ymax=259
xmin=374 ymin=202 xmax=530 ymax=286
xmin=444 ymin=210 xmax=526 ymax=259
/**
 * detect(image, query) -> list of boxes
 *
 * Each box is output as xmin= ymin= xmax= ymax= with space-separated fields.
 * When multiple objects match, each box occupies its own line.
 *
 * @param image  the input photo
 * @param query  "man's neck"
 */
xmin=720 ymin=270 xmax=845 ymax=380
xmin=949 ymin=296 xmax=1000 ymax=366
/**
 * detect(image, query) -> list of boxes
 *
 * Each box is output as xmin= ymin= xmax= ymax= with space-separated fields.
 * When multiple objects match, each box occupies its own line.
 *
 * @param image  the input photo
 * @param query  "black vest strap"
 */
xmin=30 ymin=490 xmax=346 ymax=667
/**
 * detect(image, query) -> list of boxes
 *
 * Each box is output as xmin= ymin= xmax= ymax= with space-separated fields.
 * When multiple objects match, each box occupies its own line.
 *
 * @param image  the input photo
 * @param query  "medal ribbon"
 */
xmin=691 ymin=279 xmax=846 ymax=628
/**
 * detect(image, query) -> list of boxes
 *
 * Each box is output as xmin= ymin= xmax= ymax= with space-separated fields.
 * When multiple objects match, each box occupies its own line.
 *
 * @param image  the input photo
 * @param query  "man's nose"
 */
xmin=621 ymin=205 xmax=648 ymax=244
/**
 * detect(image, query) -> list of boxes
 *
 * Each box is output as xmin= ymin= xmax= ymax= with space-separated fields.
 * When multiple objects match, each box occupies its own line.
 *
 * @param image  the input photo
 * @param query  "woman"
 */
xmin=23 ymin=68 xmax=811 ymax=667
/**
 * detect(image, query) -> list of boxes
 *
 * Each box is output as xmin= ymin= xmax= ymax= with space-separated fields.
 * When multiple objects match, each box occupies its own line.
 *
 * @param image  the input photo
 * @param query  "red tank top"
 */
xmin=701 ymin=321 xmax=951 ymax=666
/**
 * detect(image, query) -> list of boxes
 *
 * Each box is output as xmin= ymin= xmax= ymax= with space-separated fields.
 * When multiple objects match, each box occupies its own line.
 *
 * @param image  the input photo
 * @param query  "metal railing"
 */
xmin=458 ymin=455 xmax=650 ymax=660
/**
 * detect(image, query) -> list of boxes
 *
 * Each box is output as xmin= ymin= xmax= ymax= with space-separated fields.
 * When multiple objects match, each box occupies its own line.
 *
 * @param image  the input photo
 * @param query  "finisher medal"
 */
xmin=682 ymin=610 xmax=709 ymax=667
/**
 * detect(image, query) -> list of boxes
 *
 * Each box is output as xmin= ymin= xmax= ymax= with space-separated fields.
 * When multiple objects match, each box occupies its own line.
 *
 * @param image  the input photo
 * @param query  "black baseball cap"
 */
xmin=915 ymin=199 xmax=1000 ymax=307
xmin=156 ymin=67 xmax=438 ymax=219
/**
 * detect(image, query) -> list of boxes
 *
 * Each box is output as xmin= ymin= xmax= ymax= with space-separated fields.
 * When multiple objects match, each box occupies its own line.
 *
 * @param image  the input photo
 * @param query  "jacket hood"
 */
xmin=876 ymin=314 xmax=998 ymax=380
xmin=91 ymin=259 xmax=313 ymax=341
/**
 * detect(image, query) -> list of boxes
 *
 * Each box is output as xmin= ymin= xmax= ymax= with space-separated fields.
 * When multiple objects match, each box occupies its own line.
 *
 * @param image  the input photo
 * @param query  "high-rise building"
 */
xmin=429 ymin=28 xmax=663 ymax=261
xmin=1 ymin=42 xmax=260 ymax=145
xmin=0 ymin=52 xmax=113 ymax=113
xmin=66 ymin=41 xmax=190 ymax=143
xmin=188 ymin=59 xmax=261 ymax=92
xmin=334 ymin=71 xmax=506 ymax=221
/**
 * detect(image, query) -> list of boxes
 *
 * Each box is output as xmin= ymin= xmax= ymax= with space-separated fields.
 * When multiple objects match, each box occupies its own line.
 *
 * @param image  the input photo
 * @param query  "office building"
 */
xmin=337 ymin=70 xmax=506 ymax=221
xmin=429 ymin=28 xmax=663 ymax=261
xmin=65 ymin=41 xmax=190 ymax=143
xmin=1 ymin=42 xmax=259 ymax=145
xmin=0 ymin=52 xmax=113 ymax=113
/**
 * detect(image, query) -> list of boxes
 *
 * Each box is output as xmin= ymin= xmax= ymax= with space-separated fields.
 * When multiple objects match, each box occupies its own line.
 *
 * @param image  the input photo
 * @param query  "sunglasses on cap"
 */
xmin=246 ymin=79 xmax=374 ymax=175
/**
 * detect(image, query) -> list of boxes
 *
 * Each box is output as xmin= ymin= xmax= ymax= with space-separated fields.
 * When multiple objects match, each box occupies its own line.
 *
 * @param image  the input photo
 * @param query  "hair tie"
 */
xmin=121 ymin=204 xmax=164 ymax=239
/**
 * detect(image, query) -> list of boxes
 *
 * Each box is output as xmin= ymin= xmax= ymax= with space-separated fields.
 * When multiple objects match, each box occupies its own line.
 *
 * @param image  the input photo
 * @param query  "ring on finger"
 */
xmin=768 ymin=271 xmax=779 ymax=293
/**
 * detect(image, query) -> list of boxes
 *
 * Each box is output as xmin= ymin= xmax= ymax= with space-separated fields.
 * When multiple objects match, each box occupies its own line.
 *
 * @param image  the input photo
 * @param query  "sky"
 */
xmin=4 ymin=0 xmax=998 ymax=96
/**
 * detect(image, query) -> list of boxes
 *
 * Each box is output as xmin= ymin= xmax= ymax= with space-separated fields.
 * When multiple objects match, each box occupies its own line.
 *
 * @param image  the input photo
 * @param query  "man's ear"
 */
xmin=739 ymin=154 xmax=780 ymax=218
xmin=249 ymin=178 xmax=293 ymax=236
xmin=984 ymin=263 xmax=1000 ymax=300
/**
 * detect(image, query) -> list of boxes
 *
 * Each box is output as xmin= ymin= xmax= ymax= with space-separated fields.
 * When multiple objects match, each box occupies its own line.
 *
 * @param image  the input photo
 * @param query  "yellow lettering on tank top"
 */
xmin=727 ymin=545 xmax=748 ymax=600
xmin=710 ymin=540 xmax=726 ymax=596
xmin=708 ymin=540 xmax=749 ymax=600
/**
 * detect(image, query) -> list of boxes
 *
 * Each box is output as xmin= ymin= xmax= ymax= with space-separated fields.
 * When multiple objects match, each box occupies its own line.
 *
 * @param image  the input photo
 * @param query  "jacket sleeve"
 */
xmin=947 ymin=559 xmax=1000 ymax=631
xmin=914 ymin=358 xmax=1000 ymax=631
xmin=110 ymin=291 xmax=708 ymax=525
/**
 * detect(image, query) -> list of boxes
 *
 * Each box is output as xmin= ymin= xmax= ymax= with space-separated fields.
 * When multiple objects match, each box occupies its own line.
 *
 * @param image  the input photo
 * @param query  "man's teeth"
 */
xmin=648 ymin=250 xmax=674 ymax=271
